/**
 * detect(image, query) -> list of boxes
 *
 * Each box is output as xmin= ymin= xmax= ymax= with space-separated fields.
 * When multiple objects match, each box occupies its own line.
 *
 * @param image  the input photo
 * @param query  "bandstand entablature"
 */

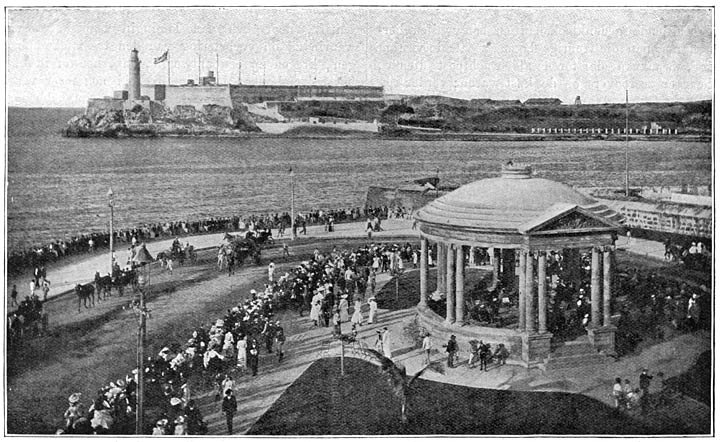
xmin=412 ymin=163 xmax=623 ymax=368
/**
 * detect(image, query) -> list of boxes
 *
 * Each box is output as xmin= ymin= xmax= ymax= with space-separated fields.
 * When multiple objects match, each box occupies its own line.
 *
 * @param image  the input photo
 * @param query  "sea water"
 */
xmin=7 ymin=107 xmax=712 ymax=251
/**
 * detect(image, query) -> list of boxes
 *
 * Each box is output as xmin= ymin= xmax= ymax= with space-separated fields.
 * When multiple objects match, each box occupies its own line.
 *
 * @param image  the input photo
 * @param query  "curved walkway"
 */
xmin=6 ymin=219 xmax=418 ymax=309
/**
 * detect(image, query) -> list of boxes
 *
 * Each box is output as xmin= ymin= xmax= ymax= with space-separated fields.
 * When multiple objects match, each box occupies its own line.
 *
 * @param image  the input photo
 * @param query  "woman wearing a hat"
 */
xmin=338 ymin=294 xmax=349 ymax=322
xmin=64 ymin=393 xmax=84 ymax=433
xmin=351 ymin=298 xmax=363 ymax=326
xmin=368 ymin=296 xmax=378 ymax=324
xmin=152 ymin=419 xmax=168 ymax=435
xmin=236 ymin=334 xmax=248 ymax=373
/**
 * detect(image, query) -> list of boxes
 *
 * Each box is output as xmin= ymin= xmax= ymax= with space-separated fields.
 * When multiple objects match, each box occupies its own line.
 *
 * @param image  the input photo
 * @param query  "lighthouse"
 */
xmin=129 ymin=48 xmax=141 ymax=102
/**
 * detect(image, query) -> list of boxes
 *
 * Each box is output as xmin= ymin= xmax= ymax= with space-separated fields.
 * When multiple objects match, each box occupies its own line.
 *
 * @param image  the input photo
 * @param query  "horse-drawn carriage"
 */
xmin=218 ymin=233 xmax=263 ymax=271
xmin=8 ymin=296 xmax=48 ymax=345
xmin=156 ymin=240 xmax=197 ymax=267
xmin=94 ymin=267 xmax=139 ymax=299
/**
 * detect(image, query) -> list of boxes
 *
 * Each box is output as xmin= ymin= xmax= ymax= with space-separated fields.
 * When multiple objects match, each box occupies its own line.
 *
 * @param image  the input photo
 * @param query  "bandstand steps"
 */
xmin=544 ymin=337 xmax=610 ymax=370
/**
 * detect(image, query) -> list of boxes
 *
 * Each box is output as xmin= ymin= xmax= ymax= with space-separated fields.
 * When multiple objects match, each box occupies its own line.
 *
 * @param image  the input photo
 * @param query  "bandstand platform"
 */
xmin=413 ymin=163 xmax=624 ymax=369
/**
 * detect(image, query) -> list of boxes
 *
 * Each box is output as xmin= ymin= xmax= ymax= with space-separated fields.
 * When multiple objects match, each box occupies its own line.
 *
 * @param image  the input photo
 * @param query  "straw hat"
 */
xmin=68 ymin=393 xmax=82 ymax=403
xmin=170 ymin=397 xmax=183 ymax=406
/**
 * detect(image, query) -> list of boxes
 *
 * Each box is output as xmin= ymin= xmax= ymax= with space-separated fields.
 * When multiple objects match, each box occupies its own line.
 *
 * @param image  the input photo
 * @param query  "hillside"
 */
xmin=387 ymin=99 xmax=711 ymax=134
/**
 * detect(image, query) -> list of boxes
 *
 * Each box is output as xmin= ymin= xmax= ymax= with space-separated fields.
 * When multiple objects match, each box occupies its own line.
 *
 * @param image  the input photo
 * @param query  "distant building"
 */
xmin=200 ymin=71 xmax=216 ymax=86
xmin=574 ymin=96 xmax=582 ymax=105
xmin=489 ymin=99 xmax=523 ymax=107
xmin=470 ymin=98 xmax=492 ymax=108
xmin=524 ymin=98 xmax=562 ymax=106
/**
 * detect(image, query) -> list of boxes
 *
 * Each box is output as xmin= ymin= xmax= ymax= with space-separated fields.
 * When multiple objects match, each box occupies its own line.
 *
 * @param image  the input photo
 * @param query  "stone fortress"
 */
xmin=78 ymin=49 xmax=384 ymax=135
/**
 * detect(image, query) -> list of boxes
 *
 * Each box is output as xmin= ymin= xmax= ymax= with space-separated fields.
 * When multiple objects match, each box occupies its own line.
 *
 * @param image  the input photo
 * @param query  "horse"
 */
xmin=113 ymin=268 xmax=138 ymax=296
xmin=75 ymin=283 xmax=95 ymax=313
xmin=247 ymin=230 xmax=274 ymax=246
xmin=94 ymin=272 xmax=113 ymax=300
xmin=223 ymin=233 xmax=262 ymax=267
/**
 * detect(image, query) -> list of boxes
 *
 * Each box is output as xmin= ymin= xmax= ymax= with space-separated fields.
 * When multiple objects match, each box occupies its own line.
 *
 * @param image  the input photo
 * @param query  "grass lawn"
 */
xmin=247 ymin=357 xmax=671 ymax=435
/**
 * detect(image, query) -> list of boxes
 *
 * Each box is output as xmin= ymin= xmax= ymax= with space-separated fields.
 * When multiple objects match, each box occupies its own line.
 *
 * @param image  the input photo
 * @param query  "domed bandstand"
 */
xmin=414 ymin=163 xmax=624 ymax=368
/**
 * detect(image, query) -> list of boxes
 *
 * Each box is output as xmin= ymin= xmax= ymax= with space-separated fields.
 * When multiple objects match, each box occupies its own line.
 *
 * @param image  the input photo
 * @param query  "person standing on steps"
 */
xmin=445 ymin=335 xmax=458 ymax=368
xmin=221 ymin=389 xmax=237 ymax=435
xmin=422 ymin=332 xmax=432 ymax=365
xmin=275 ymin=321 xmax=286 ymax=362
xmin=248 ymin=337 xmax=260 ymax=376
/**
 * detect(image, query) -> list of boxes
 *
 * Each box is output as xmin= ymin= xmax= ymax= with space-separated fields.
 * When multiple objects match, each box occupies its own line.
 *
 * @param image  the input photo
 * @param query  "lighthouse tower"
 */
xmin=129 ymin=48 xmax=141 ymax=102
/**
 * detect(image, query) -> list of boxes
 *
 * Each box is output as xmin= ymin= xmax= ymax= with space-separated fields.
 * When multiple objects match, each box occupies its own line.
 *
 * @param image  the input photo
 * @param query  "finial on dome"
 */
xmin=501 ymin=162 xmax=532 ymax=179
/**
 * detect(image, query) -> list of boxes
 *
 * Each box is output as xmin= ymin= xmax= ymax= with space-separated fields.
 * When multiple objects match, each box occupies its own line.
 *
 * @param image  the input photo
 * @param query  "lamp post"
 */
xmin=290 ymin=168 xmax=296 ymax=240
xmin=108 ymin=188 xmax=114 ymax=274
xmin=132 ymin=244 xmax=153 ymax=435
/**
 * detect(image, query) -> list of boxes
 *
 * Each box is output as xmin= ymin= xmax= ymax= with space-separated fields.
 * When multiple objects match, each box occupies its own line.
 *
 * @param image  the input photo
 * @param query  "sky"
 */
xmin=5 ymin=7 xmax=714 ymax=107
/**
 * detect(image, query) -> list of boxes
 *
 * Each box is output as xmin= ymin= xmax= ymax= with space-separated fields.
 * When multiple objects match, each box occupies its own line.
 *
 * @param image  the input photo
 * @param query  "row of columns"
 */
xmin=517 ymin=247 xmax=613 ymax=333
xmin=418 ymin=239 xmax=614 ymax=333
xmin=531 ymin=127 xmax=678 ymax=135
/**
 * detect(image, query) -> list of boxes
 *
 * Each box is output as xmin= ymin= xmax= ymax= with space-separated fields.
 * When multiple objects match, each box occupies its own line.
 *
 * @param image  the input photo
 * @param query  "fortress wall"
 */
xmin=141 ymin=84 xmax=166 ymax=102
xmin=230 ymin=84 xmax=385 ymax=105
xmin=231 ymin=84 xmax=298 ymax=104
xmin=165 ymin=85 xmax=232 ymax=110
xmin=86 ymin=98 xmax=124 ymax=116
xmin=602 ymin=199 xmax=712 ymax=238
xmin=297 ymin=85 xmax=384 ymax=99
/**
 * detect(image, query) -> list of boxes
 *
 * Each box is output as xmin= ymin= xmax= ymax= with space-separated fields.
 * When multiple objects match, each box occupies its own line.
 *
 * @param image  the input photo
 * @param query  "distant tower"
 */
xmin=129 ymin=48 xmax=141 ymax=102
xmin=574 ymin=95 xmax=582 ymax=105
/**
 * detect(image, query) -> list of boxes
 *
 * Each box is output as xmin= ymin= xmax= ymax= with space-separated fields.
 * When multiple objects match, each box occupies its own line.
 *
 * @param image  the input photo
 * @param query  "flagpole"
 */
xmin=625 ymin=89 xmax=629 ymax=197
xmin=167 ymin=58 xmax=170 ymax=85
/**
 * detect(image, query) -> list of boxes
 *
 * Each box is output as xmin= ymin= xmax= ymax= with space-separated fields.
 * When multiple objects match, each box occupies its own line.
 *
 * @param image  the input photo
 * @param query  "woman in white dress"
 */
xmin=338 ymin=295 xmax=349 ymax=322
xmin=235 ymin=335 xmax=247 ymax=372
xmin=351 ymin=299 xmax=363 ymax=326
xmin=368 ymin=297 xmax=378 ymax=324
xmin=310 ymin=292 xmax=324 ymax=326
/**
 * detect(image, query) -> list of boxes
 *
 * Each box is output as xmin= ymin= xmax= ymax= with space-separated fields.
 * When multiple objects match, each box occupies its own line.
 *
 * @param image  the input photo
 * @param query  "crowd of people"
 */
xmin=8 ymin=205 xmax=399 ymax=276
xmin=59 ymin=240 xmax=417 ymax=435
xmin=611 ymin=368 xmax=670 ymax=414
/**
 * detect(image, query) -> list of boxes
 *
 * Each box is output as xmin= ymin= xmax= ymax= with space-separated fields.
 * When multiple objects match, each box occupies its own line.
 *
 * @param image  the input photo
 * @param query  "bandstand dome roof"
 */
xmin=414 ymin=164 xmax=622 ymax=234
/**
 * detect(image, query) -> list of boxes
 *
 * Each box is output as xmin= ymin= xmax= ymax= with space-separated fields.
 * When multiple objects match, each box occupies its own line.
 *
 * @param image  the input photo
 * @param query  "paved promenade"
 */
xmin=6 ymin=219 xmax=418 ymax=307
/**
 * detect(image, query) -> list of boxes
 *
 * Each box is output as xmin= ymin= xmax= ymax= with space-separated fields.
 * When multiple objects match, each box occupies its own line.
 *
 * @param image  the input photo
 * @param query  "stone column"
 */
xmin=501 ymin=249 xmax=516 ymax=290
xmin=468 ymin=246 xmax=476 ymax=266
xmin=525 ymin=251 xmax=535 ymax=332
xmin=590 ymin=247 xmax=601 ymax=328
xmin=437 ymin=243 xmax=446 ymax=297
xmin=446 ymin=244 xmax=456 ymax=324
xmin=456 ymin=245 xmax=465 ymax=322
xmin=517 ymin=250 xmax=526 ymax=331
xmin=491 ymin=247 xmax=501 ymax=289
xmin=419 ymin=237 xmax=428 ymax=306
xmin=602 ymin=247 xmax=612 ymax=326
xmin=537 ymin=251 xmax=547 ymax=333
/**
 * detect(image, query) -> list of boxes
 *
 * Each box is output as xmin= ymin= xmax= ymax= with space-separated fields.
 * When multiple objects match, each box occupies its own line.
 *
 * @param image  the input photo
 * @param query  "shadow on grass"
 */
xmin=248 ymin=357 xmax=693 ymax=435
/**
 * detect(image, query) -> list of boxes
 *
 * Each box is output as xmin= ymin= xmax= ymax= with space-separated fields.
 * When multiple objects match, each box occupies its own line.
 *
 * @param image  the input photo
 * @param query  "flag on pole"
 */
xmin=154 ymin=50 xmax=168 ymax=64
